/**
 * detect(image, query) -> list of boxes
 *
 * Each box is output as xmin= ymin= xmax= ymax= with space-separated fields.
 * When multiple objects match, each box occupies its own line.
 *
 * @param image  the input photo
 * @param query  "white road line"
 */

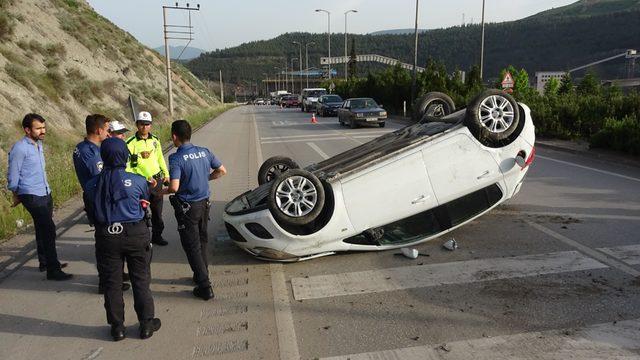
xmin=260 ymin=131 xmax=390 ymax=141
xmin=493 ymin=210 xmax=640 ymax=222
xmin=252 ymin=111 xmax=263 ymax=167
xmin=537 ymin=155 xmax=640 ymax=183
xmin=598 ymin=244 xmax=640 ymax=265
xmin=269 ymin=264 xmax=300 ymax=360
xmin=262 ymin=135 xmax=379 ymax=145
xmin=321 ymin=318 xmax=640 ymax=360
xmin=525 ymin=220 xmax=640 ymax=277
xmin=291 ymin=251 xmax=607 ymax=301
xmin=307 ymin=142 xmax=330 ymax=160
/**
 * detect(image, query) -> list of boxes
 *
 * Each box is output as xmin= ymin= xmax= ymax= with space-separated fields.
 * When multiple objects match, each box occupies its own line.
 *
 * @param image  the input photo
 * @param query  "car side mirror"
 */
xmin=379 ymin=104 xmax=384 ymax=108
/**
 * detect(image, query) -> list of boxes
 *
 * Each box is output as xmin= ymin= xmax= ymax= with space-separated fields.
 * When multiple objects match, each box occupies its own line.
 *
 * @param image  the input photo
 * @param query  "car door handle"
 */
xmin=411 ymin=195 xmax=429 ymax=204
xmin=477 ymin=170 xmax=491 ymax=179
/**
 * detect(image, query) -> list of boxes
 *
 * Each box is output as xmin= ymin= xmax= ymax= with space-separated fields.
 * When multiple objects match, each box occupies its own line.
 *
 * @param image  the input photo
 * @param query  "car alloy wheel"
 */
xmin=258 ymin=156 xmax=300 ymax=185
xmin=275 ymin=175 xmax=318 ymax=217
xmin=478 ymin=95 xmax=515 ymax=134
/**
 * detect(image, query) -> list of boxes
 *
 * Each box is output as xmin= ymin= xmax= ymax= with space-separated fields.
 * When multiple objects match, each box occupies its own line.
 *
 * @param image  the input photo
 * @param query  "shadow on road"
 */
xmin=0 ymin=313 xmax=106 ymax=341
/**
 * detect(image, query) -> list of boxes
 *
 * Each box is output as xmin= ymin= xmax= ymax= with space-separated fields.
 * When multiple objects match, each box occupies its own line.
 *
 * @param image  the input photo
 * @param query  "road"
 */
xmin=1 ymin=105 xmax=640 ymax=359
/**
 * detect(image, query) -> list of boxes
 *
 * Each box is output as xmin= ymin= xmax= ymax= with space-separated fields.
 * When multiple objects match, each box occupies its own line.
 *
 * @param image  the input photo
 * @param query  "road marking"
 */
xmin=291 ymin=251 xmax=607 ymax=301
xmin=307 ymin=142 xmax=330 ymax=159
xmin=262 ymin=135 xmax=379 ymax=144
xmin=321 ymin=318 xmax=640 ymax=360
xmin=537 ymin=155 xmax=640 ymax=183
xmin=525 ymin=220 xmax=640 ymax=277
xmin=598 ymin=244 xmax=640 ymax=265
xmin=261 ymin=131 xmax=390 ymax=140
xmin=252 ymin=111 xmax=263 ymax=166
xmin=270 ymin=263 xmax=300 ymax=360
xmin=493 ymin=209 xmax=640 ymax=221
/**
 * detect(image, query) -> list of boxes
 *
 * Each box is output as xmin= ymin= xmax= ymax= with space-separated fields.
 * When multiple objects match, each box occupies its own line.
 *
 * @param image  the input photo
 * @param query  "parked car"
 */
xmin=315 ymin=94 xmax=344 ymax=117
xmin=301 ymin=88 xmax=327 ymax=112
xmin=223 ymin=90 xmax=536 ymax=261
xmin=283 ymin=95 xmax=300 ymax=108
xmin=338 ymin=97 xmax=387 ymax=128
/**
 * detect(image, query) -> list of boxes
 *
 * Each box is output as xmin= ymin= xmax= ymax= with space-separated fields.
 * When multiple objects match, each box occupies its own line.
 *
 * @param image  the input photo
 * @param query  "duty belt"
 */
xmin=107 ymin=222 xmax=124 ymax=235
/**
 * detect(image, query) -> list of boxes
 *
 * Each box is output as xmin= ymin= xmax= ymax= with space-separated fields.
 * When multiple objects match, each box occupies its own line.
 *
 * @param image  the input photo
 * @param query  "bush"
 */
xmin=5 ymin=63 xmax=32 ymax=90
xmin=590 ymin=116 xmax=640 ymax=155
xmin=0 ymin=12 xmax=15 ymax=42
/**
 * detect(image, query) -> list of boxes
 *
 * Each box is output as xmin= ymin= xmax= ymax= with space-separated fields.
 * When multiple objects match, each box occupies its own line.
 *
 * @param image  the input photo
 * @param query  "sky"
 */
xmin=86 ymin=0 xmax=577 ymax=51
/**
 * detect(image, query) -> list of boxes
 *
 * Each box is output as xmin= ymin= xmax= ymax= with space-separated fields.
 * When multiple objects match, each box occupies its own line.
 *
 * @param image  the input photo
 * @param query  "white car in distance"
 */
xmin=224 ymin=90 xmax=536 ymax=261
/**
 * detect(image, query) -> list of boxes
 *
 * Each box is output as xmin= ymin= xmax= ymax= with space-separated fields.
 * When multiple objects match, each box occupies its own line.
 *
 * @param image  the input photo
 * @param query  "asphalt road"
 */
xmin=1 ymin=105 xmax=639 ymax=359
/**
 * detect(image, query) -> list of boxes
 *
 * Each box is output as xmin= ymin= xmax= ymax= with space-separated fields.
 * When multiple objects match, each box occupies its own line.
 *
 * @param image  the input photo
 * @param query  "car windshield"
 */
xmin=350 ymin=98 xmax=378 ymax=109
xmin=308 ymin=90 xmax=326 ymax=97
xmin=324 ymin=95 xmax=342 ymax=102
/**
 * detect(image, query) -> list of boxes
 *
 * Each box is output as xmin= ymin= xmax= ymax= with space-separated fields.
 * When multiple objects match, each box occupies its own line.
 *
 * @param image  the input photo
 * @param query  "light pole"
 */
xmin=410 ymin=0 xmax=419 ymax=107
xmin=315 ymin=9 xmax=331 ymax=81
xmin=284 ymin=59 xmax=289 ymax=92
xmin=293 ymin=41 xmax=303 ymax=93
xmin=291 ymin=58 xmax=298 ymax=93
xmin=263 ymin=73 xmax=269 ymax=97
xmin=480 ymin=0 xmax=486 ymax=80
xmin=344 ymin=9 xmax=357 ymax=80
xmin=273 ymin=66 xmax=280 ymax=92
xmin=305 ymin=42 xmax=315 ymax=88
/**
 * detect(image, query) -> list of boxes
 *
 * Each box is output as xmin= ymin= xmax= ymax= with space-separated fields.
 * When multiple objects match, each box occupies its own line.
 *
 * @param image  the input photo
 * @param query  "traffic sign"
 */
xmin=501 ymin=72 xmax=514 ymax=89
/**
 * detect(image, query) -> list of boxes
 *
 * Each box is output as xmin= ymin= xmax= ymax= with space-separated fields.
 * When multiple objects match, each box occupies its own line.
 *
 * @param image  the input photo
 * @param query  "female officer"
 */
xmin=86 ymin=137 xmax=161 ymax=341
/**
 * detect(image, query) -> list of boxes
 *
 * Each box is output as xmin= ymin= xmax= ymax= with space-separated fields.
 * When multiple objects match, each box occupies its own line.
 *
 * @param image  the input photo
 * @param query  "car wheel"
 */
xmin=414 ymin=92 xmax=456 ymax=121
xmin=258 ymin=156 xmax=300 ymax=185
xmin=465 ymin=89 xmax=520 ymax=143
xmin=350 ymin=118 xmax=357 ymax=129
xmin=268 ymin=169 xmax=325 ymax=226
xmin=379 ymin=122 xmax=385 ymax=128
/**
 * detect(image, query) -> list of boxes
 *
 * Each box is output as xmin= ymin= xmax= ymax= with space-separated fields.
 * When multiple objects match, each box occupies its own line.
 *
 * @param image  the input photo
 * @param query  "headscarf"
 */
xmin=94 ymin=138 xmax=130 ymax=225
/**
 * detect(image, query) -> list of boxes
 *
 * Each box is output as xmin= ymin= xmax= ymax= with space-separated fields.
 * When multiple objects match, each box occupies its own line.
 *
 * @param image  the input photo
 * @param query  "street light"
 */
xmin=410 ymin=0 xmax=419 ymax=106
xmin=273 ymin=66 xmax=281 ymax=92
xmin=344 ymin=9 xmax=357 ymax=80
xmin=315 ymin=9 xmax=331 ymax=81
xmin=262 ymin=72 xmax=269 ymax=97
xmin=480 ymin=0 xmax=486 ymax=80
xmin=305 ymin=42 xmax=315 ymax=88
xmin=291 ymin=58 xmax=298 ymax=93
xmin=292 ymin=41 xmax=303 ymax=94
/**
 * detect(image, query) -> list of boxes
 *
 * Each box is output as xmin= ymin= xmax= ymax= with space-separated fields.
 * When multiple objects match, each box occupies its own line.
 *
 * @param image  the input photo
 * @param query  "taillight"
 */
xmin=525 ymin=146 xmax=535 ymax=167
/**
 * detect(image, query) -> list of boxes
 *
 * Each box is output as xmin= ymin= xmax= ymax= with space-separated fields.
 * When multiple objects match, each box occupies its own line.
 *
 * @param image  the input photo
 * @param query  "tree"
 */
xmin=577 ymin=71 xmax=601 ymax=96
xmin=543 ymin=77 xmax=560 ymax=96
xmin=558 ymin=73 xmax=574 ymax=95
xmin=348 ymin=38 xmax=357 ymax=80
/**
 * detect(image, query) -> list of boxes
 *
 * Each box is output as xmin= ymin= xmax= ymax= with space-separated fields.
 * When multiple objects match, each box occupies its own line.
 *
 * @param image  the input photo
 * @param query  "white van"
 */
xmin=300 ymin=88 xmax=327 ymax=112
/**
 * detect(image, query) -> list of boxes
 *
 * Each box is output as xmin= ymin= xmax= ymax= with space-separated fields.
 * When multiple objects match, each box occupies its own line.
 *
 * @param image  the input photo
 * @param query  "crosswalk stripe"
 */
xmin=598 ymin=244 xmax=640 ymax=265
xmin=291 ymin=251 xmax=607 ymax=301
xmin=321 ymin=318 xmax=640 ymax=360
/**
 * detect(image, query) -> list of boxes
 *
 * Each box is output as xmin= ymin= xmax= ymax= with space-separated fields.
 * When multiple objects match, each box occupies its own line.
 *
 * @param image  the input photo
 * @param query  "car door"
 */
xmin=340 ymin=150 xmax=438 ymax=232
xmin=338 ymin=100 xmax=350 ymax=122
xmin=421 ymin=133 xmax=502 ymax=205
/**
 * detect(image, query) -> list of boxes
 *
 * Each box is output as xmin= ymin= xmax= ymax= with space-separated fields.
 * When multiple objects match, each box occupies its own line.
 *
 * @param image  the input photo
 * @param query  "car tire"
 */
xmin=379 ymin=122 xmax=385 ymax=128
xmin=350 ymin=118 xmax=357 ymax=129
xmin=465 ymin=89 xmax=520 ymax=143
xmin=258 ymin=156 xmax=300 ymax=185
xmin=268 ymin=169 xmax=325 ymax=226
xmin=414 ymin=92 xmax=456 ymax=121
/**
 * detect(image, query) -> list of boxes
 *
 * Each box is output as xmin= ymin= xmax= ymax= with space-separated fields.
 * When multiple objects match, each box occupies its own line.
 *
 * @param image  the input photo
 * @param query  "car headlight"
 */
xmin=356 ymin=113 xmax=364 ymax=118
xmin=380 ymin=111 xmax=387 ymax=116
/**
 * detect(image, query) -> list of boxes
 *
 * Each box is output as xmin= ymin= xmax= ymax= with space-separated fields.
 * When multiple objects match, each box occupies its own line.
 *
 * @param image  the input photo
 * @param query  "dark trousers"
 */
xmin=150 ymin=179 xmax=164 ymax=240
xmin=19 ymin=194 xmax=60 ymax=272
xmin=95 ymin=221 xmax=154 ymax=326
xmin=172 ymin=199 xmax=210 ymax=287
xmin=82 ymin=191 xmax=96 ymax=226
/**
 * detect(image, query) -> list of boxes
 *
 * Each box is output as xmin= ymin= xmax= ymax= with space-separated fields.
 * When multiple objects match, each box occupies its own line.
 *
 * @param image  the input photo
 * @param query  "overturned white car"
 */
xmin=223 ymin=90 xmax=536 ymax=261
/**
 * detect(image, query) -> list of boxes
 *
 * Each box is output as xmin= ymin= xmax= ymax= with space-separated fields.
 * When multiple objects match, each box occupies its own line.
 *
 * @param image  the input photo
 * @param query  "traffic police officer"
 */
xmin=73 ymin=114 xmax=131 ymax=294
xmin=86 ymin=137 xmax=161 ymax=341
xmin=165 ymin=120 xmax=227 ymax=300
xmin=126 ymin=111 xmax=169 ymax=246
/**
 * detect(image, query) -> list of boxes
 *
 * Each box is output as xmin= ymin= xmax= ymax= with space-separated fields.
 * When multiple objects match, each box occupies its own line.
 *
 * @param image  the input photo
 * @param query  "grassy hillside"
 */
xmin=187 ymin=0 xmax=640 ymax=86
xmin=0 ymin=0 xmax=224 ymax=240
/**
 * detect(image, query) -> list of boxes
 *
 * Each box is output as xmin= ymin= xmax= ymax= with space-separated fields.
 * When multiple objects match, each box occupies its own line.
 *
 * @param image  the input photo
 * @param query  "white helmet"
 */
xmin=136 ymin=111 xmax=153 ymax=123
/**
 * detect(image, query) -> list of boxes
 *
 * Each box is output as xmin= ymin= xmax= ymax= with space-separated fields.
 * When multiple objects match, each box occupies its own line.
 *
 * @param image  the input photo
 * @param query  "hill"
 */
xmin=187 ymin=0 xmax=640 ymax=86
xmin=154 ymin=45 xmax=206 ymax=60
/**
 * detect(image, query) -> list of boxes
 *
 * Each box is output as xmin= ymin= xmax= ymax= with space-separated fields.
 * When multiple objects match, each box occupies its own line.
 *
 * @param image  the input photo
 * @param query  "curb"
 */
xmin=536 ymin=141 xmax=640 ymax=169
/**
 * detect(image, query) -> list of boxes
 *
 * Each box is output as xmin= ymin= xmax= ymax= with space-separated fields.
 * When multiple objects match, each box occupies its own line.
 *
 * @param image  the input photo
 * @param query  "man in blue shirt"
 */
xmin=7 ymin=113 xmax=72 ymax=280
xmin=166 ymin=120 xmax=227 ymax=300
xmin=85 ymin=138 xmax=160 ymax=341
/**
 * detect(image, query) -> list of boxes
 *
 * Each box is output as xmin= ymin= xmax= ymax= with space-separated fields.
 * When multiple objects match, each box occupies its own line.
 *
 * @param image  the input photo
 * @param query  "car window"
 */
xmin=351 ymin=98 xmax=378 ymax=109
xmin=325 ymin=95 xmax=342 ymax=102
xmin=309 ymin=90 xmax=327 ymax=97
xmin=343 ymin=100 xmax=350 ymax=108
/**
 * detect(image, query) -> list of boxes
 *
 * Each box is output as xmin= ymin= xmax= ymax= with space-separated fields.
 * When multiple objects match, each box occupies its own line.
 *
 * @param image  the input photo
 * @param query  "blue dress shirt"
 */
xmin=169 ymin=143 xmax=222 ymax=203
xmin=73 ymin=139 xmax=103 ymax=191
xmin=7 ymin=137 xmax=51 ymax=196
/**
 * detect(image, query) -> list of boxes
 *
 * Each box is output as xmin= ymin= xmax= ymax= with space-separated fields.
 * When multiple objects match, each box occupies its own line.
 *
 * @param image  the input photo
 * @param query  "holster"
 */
xmin=169 ymin=195 xmax=191 ymax=215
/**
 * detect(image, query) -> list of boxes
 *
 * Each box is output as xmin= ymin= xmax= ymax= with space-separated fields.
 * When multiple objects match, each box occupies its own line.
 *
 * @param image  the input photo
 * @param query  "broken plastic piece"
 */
xmin=443 ymin=238 xmax=458 ymax=251
xmin=401 ymin=247 xmax=419 ymax=259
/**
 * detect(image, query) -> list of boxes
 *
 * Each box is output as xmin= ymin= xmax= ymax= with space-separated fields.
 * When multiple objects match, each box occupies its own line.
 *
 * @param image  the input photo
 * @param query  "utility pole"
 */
xmin=291 ymin=58 xmax=298 ymax=93
xmin=410 ymin=0 xmax=419 ymax=106
xmin=162 ymin=3 xmax=200 ymax=117
xmin=284 ymin=59 xmax=289 ymax=93
xmin=480 ymin=0 xmax=486 ymax=80
xmin=305 ymin=42 xmax=315 ymax=88
xmin=219 ymin=70 xmax=224 ymax=103
xmin=293 ymin=41 xmax=303 ymax=93
xmin=344 ymin=9 xmax=357 ymax=80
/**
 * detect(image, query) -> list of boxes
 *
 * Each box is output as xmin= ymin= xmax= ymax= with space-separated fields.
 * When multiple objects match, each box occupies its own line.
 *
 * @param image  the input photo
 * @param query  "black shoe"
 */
xmin=193 ymin=286 xmax=214 ymax=301
xmin=98 ymin=283 xmax=131 ymax=294
xmin=40 ymin=262 xmax=67 ymax=272
xmin=46 ymin=269 xmax=73 ymax=281
xmin=151 ymin=237 xmax=168 ymax=246
xmin=139 ymin=318 xmax=161 ymax=339
xmin=111 ymin=325 xmax=126 ymax=341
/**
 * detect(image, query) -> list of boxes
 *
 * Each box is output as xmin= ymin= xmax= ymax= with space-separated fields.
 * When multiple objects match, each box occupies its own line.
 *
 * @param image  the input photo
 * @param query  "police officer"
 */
xmin=73 ymin=114 xmax=131 ymax=294
xmin=85 ymin=138 xmax=160 ymax=341
xmin=165 ymin=120 xmax=227 ymax=300
xmin=108 ymin=120 xmax=129 ymax=140
xmin=126 ymin=111 xmax=169 ymax=246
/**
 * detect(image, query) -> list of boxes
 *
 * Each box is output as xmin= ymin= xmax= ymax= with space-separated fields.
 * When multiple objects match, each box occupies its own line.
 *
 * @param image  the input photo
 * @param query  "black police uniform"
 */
xmin=86 ymin=138 xmax=159 ymax=340
xmin=168 ymin=143 xmax=223 ymax=296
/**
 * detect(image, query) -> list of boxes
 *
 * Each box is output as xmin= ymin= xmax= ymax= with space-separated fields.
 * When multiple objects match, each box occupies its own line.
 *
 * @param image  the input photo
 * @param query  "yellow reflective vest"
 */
xmin=125 ymin=133 xmax=168 ymax=179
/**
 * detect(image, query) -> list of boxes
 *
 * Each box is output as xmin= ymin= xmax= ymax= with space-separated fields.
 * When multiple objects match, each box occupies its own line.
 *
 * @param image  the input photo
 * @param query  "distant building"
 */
xmin=535 ymin=71 xmax=566 ymax=93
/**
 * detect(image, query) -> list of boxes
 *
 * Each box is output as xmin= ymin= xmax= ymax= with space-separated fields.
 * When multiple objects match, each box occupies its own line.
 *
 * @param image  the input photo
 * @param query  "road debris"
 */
xmin=443 ymin=238 xmax=458 ymax=251
xmin=401 ymin=247 xmax=419 ymax=259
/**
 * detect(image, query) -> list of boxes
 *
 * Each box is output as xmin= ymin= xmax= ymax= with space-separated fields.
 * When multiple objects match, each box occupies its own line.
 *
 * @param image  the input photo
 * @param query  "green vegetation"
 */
xmin=0 ymin=0 xmax=16 ymax=42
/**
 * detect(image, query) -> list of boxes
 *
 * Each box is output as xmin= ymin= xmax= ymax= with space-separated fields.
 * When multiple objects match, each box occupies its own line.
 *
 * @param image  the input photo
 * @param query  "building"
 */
xmin=535 ymin=71 xmax=566 ymax=93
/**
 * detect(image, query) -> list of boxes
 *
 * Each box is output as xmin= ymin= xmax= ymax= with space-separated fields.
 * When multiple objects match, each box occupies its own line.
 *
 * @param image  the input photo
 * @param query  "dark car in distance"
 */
xmin=338 ymin=97 xmax=388 ymax=128
xmin=315 ymin=95 xmax=344 ymax=117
